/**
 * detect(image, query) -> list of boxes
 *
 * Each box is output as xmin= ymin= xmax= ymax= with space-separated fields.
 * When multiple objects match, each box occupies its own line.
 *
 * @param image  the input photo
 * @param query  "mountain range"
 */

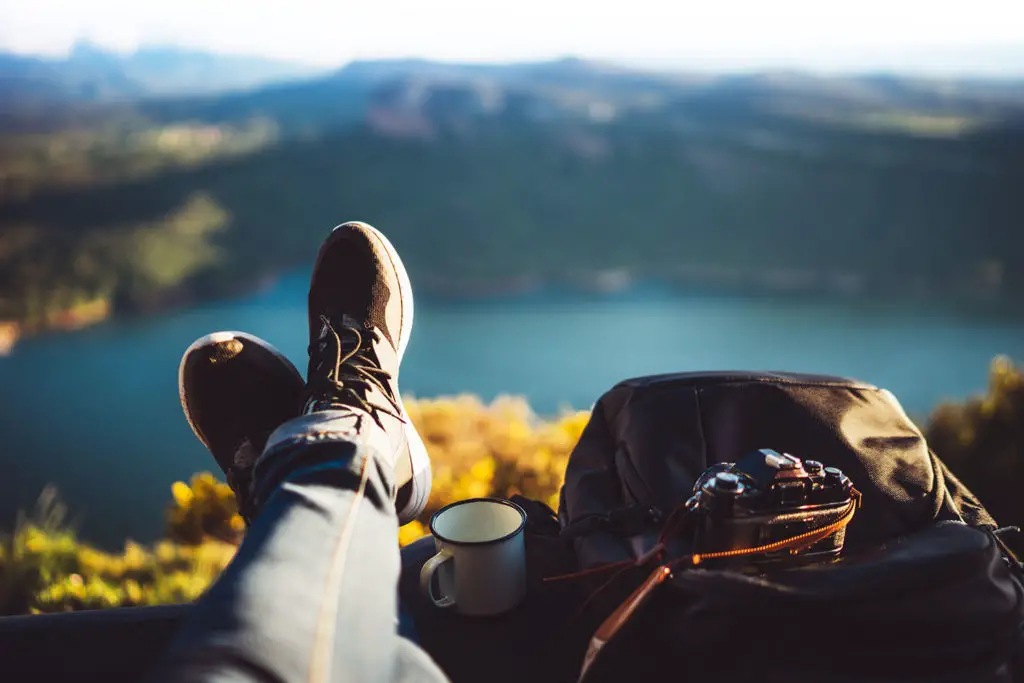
xmin=4 ymin=49 xmax=1024 ymax=134
xmin=1 ymin=46 xmax=1023 ymax=343
xmin=0 ymin=41 xmax=323 ymax=107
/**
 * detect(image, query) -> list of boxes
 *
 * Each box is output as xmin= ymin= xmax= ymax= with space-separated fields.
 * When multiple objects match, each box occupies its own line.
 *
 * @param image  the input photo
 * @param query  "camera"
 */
xmin=683 ymin=449 xmax=856 ymax=567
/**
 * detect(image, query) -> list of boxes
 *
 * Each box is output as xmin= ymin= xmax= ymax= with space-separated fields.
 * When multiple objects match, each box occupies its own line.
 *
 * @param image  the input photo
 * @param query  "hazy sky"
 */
xmin=2 ymin=0 xmax=1023 ymax=76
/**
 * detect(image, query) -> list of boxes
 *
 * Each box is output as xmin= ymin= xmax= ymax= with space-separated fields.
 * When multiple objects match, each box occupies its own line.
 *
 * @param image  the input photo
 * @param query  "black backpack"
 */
xmin=557 ymin=371 xmax=1024 ymax=683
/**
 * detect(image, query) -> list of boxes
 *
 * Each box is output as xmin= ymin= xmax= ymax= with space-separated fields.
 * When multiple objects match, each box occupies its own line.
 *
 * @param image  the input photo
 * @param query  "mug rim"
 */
xmin=428 ymin=497 xmax=527 ymax=547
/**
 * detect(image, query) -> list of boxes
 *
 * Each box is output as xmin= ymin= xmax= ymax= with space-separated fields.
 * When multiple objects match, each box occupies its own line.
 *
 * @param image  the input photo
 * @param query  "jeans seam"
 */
xmin=308 ymin=452 xmax=370 ymax=683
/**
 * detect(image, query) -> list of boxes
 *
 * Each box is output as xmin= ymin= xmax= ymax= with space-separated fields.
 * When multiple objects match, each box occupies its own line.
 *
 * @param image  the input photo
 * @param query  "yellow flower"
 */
xmin=24 ymin=531 xmax=47 ymax=554
xmin=469 ymin=457 xmax=496 ymax=482
xmin=191 ymin=472 xmax=218 ymax=499
xmin=123 ymin=541 xmax=149 ymax=570
xmin=154 ymin=540 xmax=178 ymax=564
xmin=171 ymin=481 xmax=194 ymax=508
xmin=66 ymin=578 xmax=86 ymax=600
xmin=398 ymin=520 xmax=428 ymax=547
xmin=20 ymin=395 xmax=603 ymax=615
xmin=558 ymin=410 xmax=591 ymax=443
xmin=124 ymin=579 xmax=143 ymax=603
xmin=216 ymin=483 xmax=238 ymax=503
xmin=506 ymin=420 xmax=532 ymax=442
xmin=229 ymin=514 xmax=246 ymax=533
xmin=531 ymin=447 xmax=553 ymax=470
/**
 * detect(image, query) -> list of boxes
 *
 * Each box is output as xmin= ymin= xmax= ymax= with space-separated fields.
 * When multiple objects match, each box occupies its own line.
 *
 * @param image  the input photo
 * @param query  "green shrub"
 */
xmin=0 ymin=396 xmax=588 ymax=614
xmin=925 ymin=356 xmax=1024 ymax=527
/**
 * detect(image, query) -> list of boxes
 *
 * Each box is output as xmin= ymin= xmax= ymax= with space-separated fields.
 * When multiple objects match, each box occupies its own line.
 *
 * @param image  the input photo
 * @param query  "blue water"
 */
xmin=1 ymin=270 xmax=1022 ymax=548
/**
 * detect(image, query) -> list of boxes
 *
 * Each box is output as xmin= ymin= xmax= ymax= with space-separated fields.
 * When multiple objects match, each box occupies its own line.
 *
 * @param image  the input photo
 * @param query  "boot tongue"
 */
xmin=303 ymin=315 xmax=368 ymax=415
xmin=337 ymin=315 xmax=364 ymax=348
xmin=314 ymin=314 xmax=363 ymax=356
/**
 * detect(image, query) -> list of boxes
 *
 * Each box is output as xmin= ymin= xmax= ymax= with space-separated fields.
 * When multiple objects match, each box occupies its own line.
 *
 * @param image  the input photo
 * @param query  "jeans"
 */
xmin=148 ymin=409 xmax=450 ymax=683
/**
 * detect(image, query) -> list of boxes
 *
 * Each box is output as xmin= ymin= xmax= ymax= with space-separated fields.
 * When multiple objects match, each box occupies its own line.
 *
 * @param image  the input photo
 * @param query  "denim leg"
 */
xmin=149 ymin=410 xmax=448 ymax=683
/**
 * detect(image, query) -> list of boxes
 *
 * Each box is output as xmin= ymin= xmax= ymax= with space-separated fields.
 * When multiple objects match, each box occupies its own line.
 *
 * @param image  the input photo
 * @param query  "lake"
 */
xmin=2 ymin=270 xmax=1022 ymax=548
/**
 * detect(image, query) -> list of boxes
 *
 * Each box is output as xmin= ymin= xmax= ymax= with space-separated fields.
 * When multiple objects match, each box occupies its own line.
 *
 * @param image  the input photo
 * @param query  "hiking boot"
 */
xmin=298 ymin=221 xmax=431 ymax=525
xmin=179 ymin=331 xmax=305 ymax=522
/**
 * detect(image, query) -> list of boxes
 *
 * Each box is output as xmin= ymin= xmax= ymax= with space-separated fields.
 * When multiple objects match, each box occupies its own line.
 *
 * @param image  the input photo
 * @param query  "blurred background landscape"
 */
xmin=0 ymin=0 xmax=1023 ymax=610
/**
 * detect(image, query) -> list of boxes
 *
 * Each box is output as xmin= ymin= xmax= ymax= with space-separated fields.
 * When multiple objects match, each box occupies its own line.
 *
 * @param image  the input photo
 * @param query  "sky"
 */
xmin=1 ymin=0 xmax=1023 ymax=76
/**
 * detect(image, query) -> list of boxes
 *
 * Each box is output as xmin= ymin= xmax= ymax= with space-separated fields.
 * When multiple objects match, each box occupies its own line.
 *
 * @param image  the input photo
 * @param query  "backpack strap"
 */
xmin=983 ymin=525 xmax=1024 ymax=577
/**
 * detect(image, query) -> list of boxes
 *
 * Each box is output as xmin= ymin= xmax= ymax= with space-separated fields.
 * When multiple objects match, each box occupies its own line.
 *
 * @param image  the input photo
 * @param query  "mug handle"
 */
xmin=419 ymin=549 xmax=456 ymax=608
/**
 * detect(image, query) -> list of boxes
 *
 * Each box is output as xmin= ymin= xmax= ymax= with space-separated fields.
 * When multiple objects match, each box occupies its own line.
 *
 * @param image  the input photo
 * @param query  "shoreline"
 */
xmin=0 ymin=297 xmax=111 ymax=356
xmin=3 ymin=266 xmax=1021 ymax=354
xmin=0 ymin=321 xmax=19 ymax=356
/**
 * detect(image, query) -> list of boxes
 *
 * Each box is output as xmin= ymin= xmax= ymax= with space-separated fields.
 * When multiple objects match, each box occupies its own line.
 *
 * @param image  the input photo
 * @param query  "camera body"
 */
xmin=684 ymin=449 xmax=855 ymax=567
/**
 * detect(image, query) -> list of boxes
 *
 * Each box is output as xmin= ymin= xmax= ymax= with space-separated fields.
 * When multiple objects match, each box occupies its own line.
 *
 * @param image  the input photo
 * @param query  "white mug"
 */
xmin=419 ymin=497 xmax=528 ymax=616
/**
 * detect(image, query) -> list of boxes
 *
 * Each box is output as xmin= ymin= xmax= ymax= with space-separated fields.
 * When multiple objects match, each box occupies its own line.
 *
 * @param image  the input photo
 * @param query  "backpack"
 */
xmin=557 ymin=371 xmax=1024 ymax=683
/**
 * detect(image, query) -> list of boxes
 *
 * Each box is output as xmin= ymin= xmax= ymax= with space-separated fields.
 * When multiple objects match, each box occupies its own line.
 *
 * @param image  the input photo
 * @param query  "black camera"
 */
xmin=684 ymin=449 xmax=856 ymax=567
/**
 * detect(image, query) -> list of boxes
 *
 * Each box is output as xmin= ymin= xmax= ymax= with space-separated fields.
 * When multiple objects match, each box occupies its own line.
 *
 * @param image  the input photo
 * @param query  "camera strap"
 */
xmin=566 ymin=489 xmax=862 ymax=682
